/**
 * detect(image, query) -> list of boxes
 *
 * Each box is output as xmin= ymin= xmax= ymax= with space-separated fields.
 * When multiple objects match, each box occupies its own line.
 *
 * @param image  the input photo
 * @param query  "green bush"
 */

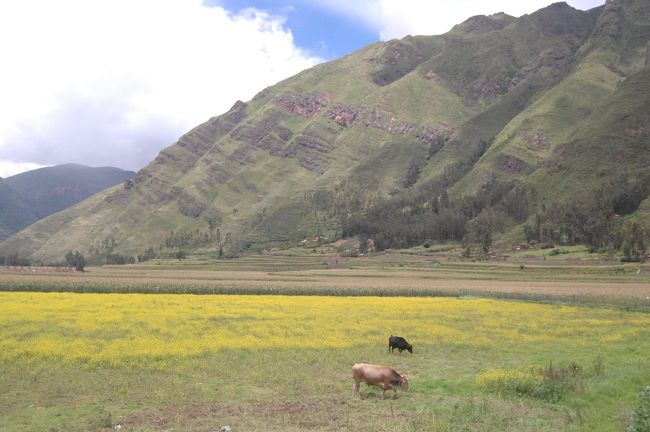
xmin=478 ymin=360 xmax=591 ymax=403
xmin=629 ymin=386 xmax=650 ymax=432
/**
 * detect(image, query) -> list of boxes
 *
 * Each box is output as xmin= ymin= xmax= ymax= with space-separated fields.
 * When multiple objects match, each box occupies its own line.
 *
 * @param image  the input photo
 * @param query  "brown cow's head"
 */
xmin=400 ymin=376 xmax=409 ymax=390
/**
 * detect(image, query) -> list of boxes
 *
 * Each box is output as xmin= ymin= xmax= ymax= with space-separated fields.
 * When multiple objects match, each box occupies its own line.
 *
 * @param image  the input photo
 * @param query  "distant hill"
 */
xmin=2 ymin=0 xmax=649 ymax=262
xmin=0 ymin=164 xmax=134 ymax=240
xmin=0 ymin=180 xmax=35 ymax=240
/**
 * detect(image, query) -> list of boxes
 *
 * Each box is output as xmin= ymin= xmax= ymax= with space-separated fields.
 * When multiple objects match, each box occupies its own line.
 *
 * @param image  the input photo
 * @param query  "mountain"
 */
xmin=3 ymin=0 xmax=649 ymax=262
xmin=0 ymin=164 xmax=134 ymax=241
xmin=0 ymin=180 xmax=35 ymax=240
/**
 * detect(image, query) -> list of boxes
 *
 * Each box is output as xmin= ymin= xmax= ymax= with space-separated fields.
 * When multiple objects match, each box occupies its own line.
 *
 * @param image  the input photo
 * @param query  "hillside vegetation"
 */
xmin=2 ymin=0 xmax=649 ymax=262
xmin=0 ymin=164 xmax=134 ymax=241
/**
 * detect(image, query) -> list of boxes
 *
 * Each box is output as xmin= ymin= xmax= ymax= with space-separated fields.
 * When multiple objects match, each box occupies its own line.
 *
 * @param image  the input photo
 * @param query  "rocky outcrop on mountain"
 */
xmin=232 ymin=112 xmax=285 ymax=147
xmin=275 ymin=92 xmax=330 ymax=117
xmin=170 ymin=186 xmax=207 ymax=218
xmin=369 ymin=39 xmax=434 ymax=86
xmin=362 ymin=107 xmax=417 ymax=135
xmin=591 ymin=0 xmax=625 ymax=41
xmin=326 ymin=104 xmax=358 ymax=127
xmin=511 ymin=41 xmax=580 ymax=87
xmin=416 ymin=127 xmax=451 ymax=157
xmin=499 ymin=155 xmax=534 ymax=174
xmin=361 ymin=107 xmax=452 ymax=155
xmin=528 ymin=130 xmax=550 ymax=150
xmin=296 ymin=123 xmax=339 ymax=172
xmin=625 ymin=119 xmax=650 ymax=137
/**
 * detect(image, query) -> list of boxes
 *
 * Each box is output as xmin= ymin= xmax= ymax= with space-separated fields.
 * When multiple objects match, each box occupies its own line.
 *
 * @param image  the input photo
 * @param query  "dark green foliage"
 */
xmin=524 ymin=175 xmax=650 ymax=254
xmin=65 ymin=250 xmax=85 ymax=272
xmin=1 ymin=254 xmax=32 ymax=266
xmin=175 ymin=250 xmax=186 ymax=260
xmin=499 ymin=184 xmax=536 ymax=223
xmin=105 ymin=253 xmax=134 ymax=265
xmin=164 ymin=229 xmax=218 ymax=249
xmin=622 ymin=222 xmax=647 ymax=262
xmin=465 ymin=211 xmax=499 ymax=253
xmin=403 ymin=163 xmax=422 ymax=188
xmin=530 ymin=361 xmax=585 ymax=403
xmin=629 ymin=386 xmax=650 ymax=432
xmin=137 ymin=247 xmax=157 ymax=262
xmin=485 ymin=359 xmax=604 ymax=403
xmin=338 ymin=177 xmax=461 ymax=250
xmin=74 ymin=253 xmax=86 ymax=272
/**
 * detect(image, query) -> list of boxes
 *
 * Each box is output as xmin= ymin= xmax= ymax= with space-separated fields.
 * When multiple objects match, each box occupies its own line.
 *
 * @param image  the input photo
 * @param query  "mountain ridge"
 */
xmin=2 ymin=0 xmax=648 ymax=262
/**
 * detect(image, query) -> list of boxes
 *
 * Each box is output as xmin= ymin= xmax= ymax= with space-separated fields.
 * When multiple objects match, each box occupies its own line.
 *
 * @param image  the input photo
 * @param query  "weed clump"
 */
xmin=629 ymin=386 xmax=650 ymax=432
xmin=477 ymin=358 xmax=605 ymax=402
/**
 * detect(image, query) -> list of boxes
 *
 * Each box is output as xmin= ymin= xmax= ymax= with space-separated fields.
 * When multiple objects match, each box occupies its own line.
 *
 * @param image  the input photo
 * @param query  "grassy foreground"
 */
xmin=1 ymin=290 xmax=650 ymax=431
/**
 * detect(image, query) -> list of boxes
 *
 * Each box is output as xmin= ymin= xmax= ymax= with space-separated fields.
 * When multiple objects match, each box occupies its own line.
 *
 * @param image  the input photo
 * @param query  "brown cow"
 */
xmin=352 ymin=363 xmax=409 ymax=399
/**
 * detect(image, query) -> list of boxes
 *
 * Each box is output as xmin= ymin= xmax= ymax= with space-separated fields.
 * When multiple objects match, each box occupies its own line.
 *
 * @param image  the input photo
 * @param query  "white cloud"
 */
xmin=0 ymin=0 xmax=320 ymax=173
xmin=0 ymin=162 xmax=48 ymax=179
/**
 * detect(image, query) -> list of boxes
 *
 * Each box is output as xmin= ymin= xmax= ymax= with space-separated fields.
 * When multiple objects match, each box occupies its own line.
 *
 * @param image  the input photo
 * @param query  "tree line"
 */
xmin=308 ymin=170 xmax=649 ymax=261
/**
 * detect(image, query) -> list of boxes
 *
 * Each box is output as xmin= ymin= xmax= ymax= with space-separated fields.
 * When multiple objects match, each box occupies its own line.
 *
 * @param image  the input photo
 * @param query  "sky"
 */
xmin=0 ymin=0 xmax=604 ymax=178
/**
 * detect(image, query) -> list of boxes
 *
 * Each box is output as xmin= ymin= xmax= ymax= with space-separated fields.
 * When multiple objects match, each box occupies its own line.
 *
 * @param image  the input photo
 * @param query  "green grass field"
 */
xmin=1 ymin=255 xmax=649 ymax=431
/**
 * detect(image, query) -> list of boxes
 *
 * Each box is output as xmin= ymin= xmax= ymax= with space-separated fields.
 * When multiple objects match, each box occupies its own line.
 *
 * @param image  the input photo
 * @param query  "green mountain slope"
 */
xmin=0 ymin=164 xmax=134 ymax=241
xmin=0 ymin=180 xmax=37 ymax=240
xmin=3 ymin=0 xmax=649 ymax=262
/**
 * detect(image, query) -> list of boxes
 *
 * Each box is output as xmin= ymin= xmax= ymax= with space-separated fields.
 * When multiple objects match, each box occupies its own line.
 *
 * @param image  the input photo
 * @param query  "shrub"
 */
xmin=629 ymin=386 xmax=650 ymax=432
xmin=476 ymin=369 xmax=541 ymax=397
xmin=64 ymin=250 xmax=85 ymax=272
xmin=477 ymin=360 xmax=594 ymax=402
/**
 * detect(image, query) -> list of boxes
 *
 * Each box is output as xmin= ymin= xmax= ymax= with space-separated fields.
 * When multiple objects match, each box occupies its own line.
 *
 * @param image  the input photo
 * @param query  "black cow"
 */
xmin=388 ymin=335 xmax=413 ymax=353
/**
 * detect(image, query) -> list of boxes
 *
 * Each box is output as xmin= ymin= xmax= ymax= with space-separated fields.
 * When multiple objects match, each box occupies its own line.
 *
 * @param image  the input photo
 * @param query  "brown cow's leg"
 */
xmin=353 ymin=381 xmax=360 ymax=398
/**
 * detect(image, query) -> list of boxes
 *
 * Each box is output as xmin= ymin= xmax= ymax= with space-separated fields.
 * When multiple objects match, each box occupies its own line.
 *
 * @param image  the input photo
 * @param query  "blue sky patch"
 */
xmin=207 ymin=0 xmax=379 ymax=59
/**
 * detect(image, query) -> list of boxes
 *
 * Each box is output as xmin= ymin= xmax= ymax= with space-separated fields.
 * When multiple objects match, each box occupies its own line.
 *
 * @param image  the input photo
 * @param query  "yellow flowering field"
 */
xmin=2 ymin=292 xmax=649 ymax=368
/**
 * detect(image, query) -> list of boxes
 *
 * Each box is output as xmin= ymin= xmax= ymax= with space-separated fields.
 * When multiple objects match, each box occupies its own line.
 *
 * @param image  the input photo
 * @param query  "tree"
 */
xmin=465 ymin=211 xmax=496 ymax=253
xmin=65 ymin=251 xmax=75 ymax=266
xmin=138 ymin=247 xmax=156 ymax=262
xmin=74 ymin=252 xmax=86 ymax=272
xmin=65 ymin=250 xmax=85 ymax=271
xmin=622 ymin=221 xmax=647 ymax=262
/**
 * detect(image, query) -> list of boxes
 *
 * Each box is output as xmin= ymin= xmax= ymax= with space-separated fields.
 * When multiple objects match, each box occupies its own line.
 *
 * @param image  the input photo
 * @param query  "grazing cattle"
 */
xmin=352 ymin=363 xmax=409 ymax=399
xmin=388 ymin=335 xmax=413 ymax=353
